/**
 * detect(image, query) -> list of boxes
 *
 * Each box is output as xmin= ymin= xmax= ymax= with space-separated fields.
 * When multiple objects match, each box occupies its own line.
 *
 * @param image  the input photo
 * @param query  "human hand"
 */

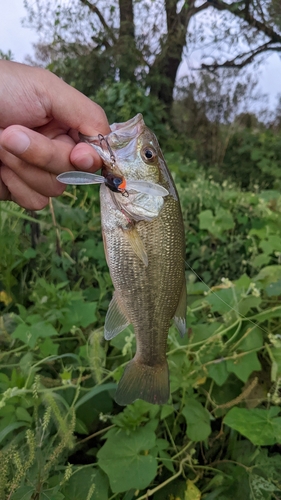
xmin=0 ymin=60 xmax=110 ymax=210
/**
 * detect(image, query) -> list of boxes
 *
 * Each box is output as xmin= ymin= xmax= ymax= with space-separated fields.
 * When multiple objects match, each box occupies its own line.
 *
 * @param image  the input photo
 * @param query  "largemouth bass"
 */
xmin=58 ymin=113 xmax=186 ymax=405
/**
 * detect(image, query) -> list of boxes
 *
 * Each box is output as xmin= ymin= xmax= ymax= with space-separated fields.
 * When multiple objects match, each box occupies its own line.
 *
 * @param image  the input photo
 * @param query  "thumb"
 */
xmin=42 ymin=70 xmax=111 ymax=137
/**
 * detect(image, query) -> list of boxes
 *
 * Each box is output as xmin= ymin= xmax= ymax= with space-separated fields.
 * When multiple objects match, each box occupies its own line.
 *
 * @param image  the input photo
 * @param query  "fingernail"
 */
xmin=77 ymin=154 xmax=94 ymax=170
xmin=3 ymin=130 xmax=31 ymax=155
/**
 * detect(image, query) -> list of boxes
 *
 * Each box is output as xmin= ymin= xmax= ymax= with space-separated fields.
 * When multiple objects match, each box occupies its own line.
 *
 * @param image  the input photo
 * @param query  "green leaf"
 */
xmin=252 ymin=253 xmax=271 ymax=268
xmin=226 ymin=351 xmax=261 ymax=382
xmin=160 ymin=404 xmax=174 ymax=420
xmin=237 ymin=326 xmax=263 ymax=351
xmin=19 ymin=352 xmax=33 ymax=375
xmin=208 ymin=360 xmax=228 ymax=386
xmin=23 ymin=247 xmax=37 ymax=260
xmin=259 ymin=239 xmax=275 ymax=256
xmin=97 ymin=425 xmax=157 ymax=493
xmin=271 ymin=346 xmax=281 ymax=380
xmin=252 ymin=307 xmax=281 ymax=322
xmin=265 ymin=279 xmax=281 ymax=297
xmin=0 ymin=421 xmax=28 ymax=444
xmin=15 ymin=407 xmax=32 ymax=423
xmin=158 ymin=449 xmax=175 ymax=473
xmin=0 ymin=372 xmax=10 ymax=389
xmin=39 ymin=337 xmax=59 ymax=357
xmin=199 ymin=210 xmax=214 ymax=231
xmin=238 ymin=296 xmax=261 ymax=315
xmin=215 ymin=207 xmax=235 ymax=232
xmin=255 ymin=265 xmax=281 ymax=285
xmin=74 ymin=383 xmax=116 ymax=409
xmin=60 ymin=301 xmax=97 ymax=333
xmin=0 ymin=404 xmax=15 ymax=417
xmin=12 ymin=321 xmax=57 ymax=348
xmin=205 ymin=289 xmax=235 ymax=315
xmin=250 ymin=474 xmax=280 ymax=496
xmin=41 ymin=491 xmax=65 ymax=500
xmin=62 ymin=467 xmax=108 ymax=500
xmin=224 ymin=407 xmax=281 ymax=445
xmin=75 ymin=418 xmax=89 ymax=435
xmin=235 ymin=274 xmax=252 ymax=290
xmin=10 ymin=486 xmax=34 ymax=500
xmin=191 ymin=322 xmax=221 ymax=343
xmin=182 ymin=398 xmax=211 ymax=442
xmin=198 ymin=208 xmax=234 ymax=239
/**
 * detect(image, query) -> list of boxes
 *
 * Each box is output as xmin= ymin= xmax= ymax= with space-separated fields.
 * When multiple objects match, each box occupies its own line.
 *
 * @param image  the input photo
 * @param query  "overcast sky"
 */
xmin=1 ymin=0 xmax=281 ymax=113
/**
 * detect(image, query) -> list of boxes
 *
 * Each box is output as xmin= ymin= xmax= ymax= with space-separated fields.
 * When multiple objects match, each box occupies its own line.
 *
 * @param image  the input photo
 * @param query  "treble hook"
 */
xmin=98 ymin=134 xmax=116 ymax=167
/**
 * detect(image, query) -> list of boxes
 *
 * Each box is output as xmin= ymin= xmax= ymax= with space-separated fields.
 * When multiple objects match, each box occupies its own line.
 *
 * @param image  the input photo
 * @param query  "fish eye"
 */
xmin=141 ymin=147 xmax=157 ymax=162
xmin=145 ymin=149 xmax=153 ymax=159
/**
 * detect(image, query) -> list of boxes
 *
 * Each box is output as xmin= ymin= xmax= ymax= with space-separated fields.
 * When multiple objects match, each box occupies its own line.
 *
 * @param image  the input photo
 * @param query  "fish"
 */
xmin=57 ymin=113 xmax=187 ymax=405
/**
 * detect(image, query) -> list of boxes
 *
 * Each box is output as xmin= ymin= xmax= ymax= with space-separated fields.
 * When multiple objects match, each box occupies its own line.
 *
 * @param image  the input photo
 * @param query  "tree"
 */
xmin=23 ymin=0 xmax=281 ymax=110
xmin=172 ymin=68 xmax=265 ymax=168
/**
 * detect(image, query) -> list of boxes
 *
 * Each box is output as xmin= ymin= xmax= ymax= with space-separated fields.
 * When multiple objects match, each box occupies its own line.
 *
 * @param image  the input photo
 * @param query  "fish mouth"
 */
xmin=110 ymin=113 xmax=143 ymax=135
xmin=79 ymin=113 xmax=145 ymax=171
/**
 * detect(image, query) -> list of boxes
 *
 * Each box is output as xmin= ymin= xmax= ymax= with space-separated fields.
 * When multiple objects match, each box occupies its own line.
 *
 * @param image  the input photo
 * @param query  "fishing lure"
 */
xmin=57 ymin=171 xmax=169 ymax=198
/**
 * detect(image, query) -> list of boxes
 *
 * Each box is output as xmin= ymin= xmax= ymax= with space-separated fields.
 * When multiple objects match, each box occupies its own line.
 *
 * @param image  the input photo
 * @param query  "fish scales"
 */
xmin=101 ymin=188 xmax=184 ymax=368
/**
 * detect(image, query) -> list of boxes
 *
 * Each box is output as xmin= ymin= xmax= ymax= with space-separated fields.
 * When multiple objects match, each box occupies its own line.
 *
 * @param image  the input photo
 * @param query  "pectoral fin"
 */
xmin=173 ymin=280 xmax=187 ymax=337
xmin=104 ymin=292 xmax=130 ymax=340
xmin=122 ymin=227 xmax=148 ymax=267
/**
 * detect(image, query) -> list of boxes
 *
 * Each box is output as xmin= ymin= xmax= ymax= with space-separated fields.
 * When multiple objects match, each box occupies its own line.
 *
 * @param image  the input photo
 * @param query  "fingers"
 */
xmin=1 ymin=165 xmax=49 ymax=210
xmin=0 ymin=127 xmax=68 ymax=198
xmin=0 ymin=125 xmax=73 ymax=174
xmin=0 ymin=155 xmax=65 ymax=197
xmin=70 ymin=142 xmax=100 ymax=171
xmin=0 ymin=125 xmax=103 ymax=173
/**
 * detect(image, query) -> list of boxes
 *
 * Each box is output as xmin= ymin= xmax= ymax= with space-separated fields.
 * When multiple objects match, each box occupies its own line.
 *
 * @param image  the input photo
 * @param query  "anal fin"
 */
xmin=173 ymin=279 xmax=187 ymax=337
xmin=122 ymin=227 xmax=148 ymax=267
xmin=104 ymin=292 xmax=130 ymax=340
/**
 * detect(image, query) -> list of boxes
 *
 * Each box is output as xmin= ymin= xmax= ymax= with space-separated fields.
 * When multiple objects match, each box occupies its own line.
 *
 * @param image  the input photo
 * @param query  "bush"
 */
xmin=93 ymin=81 xmax=169 ymax=144
xmin=221 ymin=128 xmax=281 ymax=190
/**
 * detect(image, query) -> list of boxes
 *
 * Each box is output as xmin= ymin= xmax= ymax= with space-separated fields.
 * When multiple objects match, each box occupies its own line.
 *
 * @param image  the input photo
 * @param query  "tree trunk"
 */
xmin=147 ymin=0 xmax=195 ymax=111
xmin=117 ymin=0 xmax=137 ymax=81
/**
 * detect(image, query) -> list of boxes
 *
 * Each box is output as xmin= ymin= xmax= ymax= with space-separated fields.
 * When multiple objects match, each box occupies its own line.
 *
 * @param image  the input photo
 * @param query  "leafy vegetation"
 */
xmin=1 ymin=164 xmax=281 ymax=499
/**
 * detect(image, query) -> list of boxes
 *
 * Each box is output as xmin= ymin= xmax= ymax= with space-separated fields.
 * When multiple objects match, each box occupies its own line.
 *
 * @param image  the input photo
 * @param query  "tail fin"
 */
xmin=114 ymin=358 xmax=169 ymax=406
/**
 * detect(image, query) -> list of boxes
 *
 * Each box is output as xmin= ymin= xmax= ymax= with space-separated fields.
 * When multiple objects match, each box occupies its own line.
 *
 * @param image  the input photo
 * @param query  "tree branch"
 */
xmin=202 ymin=42 xmax=281 ymax=70
xmin=208 ymin=0 xmax=281 ymax=44
xmin=79 ymin=0 xmax=117 ymax=43
xmin=193 ymin=1 xmax=212 ymax=15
